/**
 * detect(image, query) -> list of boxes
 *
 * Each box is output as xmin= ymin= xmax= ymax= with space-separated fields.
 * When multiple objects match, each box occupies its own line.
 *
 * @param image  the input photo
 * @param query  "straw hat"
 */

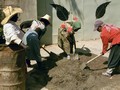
xmin=1 ymin=6 xmax=23 ymax=25
xmin=39 ymin=14 xmax=51 ymax=25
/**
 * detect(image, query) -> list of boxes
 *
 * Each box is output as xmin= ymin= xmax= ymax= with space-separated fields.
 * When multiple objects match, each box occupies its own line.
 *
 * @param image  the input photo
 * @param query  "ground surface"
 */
xmin=26 ymin=39 xmax=120 ymax=90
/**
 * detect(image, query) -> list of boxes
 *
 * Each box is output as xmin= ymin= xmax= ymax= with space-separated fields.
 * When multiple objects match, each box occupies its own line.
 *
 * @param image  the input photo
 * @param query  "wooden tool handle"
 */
xmin=86 ymin=47 xmax=111 ymax=64
xmin=86 ymin=54 xmax=102 ymax=64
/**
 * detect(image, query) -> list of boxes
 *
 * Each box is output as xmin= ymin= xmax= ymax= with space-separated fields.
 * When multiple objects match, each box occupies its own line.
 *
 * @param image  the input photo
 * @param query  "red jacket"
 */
xmin=100 ymin=24 xmax=120 ymax=54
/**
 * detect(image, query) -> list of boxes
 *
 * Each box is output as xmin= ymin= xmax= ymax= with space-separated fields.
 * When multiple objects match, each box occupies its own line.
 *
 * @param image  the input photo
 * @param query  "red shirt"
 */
xmin=100 ymin=24 xmax=120 ymax=53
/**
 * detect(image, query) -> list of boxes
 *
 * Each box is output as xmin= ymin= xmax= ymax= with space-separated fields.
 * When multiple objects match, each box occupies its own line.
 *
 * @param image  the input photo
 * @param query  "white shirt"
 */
xmin=30 ymin=20 xmax=45 ymax=30
xmin=3 ymin=21 xmax=23 ymax=45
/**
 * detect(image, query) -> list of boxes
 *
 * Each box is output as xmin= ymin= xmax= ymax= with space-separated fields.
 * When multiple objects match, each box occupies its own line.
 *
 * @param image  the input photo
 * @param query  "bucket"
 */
xmin=0 ymin=44 xmax=26 ymax=90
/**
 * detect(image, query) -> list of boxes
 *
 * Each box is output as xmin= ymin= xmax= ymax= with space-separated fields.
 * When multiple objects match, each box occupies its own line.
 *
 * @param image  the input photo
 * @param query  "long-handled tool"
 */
xmin=41 ymin=46 xmax=56 ymax=56
xmin=41 ymin=46 xmax=58 ymax=58
xmin=80 ymin=48 xmax=111 ymax=70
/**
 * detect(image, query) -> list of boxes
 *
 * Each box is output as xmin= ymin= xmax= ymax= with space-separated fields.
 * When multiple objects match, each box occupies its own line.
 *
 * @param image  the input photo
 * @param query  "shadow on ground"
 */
xmin=26 ymin=46 xmax=93 ymax=90
xmin=26 ymin=46 xmax=120 ymax=90
xmin=26 ymin=52 xmax=58 ymax=90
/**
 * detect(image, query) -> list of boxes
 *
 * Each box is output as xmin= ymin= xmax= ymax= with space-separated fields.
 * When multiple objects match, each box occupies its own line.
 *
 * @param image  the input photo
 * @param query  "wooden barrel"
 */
xmin=0 ymin=44 xmax=27 ymax=90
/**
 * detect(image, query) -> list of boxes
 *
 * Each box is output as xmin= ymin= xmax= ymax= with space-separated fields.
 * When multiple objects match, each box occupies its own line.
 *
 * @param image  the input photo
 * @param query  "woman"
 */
xmin=58 ymin=17 xmax=81 ymax=59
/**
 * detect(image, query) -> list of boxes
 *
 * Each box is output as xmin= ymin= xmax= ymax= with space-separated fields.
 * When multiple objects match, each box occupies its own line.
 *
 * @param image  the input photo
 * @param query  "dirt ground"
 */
xmin=26 ymin=40 xmax=120 ymax=90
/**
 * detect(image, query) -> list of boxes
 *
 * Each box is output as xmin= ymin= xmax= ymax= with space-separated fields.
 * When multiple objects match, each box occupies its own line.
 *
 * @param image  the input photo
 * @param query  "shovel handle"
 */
xmin=86 ymin=47 xmax=111 ymax=64
xmin=41 ymin=46 xmax=50 ymax=54
xmin=86 ymin=54 xmax=102 ymax=64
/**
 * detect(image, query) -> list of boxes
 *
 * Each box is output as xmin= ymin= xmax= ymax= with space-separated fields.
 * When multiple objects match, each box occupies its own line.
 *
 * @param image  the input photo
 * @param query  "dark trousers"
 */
xmin=108 ymin=44 xmax=120 ymax=68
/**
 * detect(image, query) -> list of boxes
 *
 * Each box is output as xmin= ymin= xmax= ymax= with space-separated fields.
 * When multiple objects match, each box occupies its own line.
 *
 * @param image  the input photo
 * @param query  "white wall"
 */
xmin=2 ymin=0 xmax=120 ymax=44
xmin=51 ymin=0 xmax=120 ymax=43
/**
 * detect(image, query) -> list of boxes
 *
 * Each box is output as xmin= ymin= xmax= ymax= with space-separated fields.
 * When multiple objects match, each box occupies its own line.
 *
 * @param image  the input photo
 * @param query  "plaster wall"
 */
xmin=51 ymin=0 xmax=120 ymax=43
xmin=1 ymin=0 xmax=120 ymax=44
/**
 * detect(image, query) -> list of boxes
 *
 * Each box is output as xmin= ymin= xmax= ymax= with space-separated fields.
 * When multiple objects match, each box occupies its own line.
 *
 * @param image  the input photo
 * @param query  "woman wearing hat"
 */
xmin=22 ymin=14 xmax=51 ymax=68
xmin=94 ymin=20 xmax=120 ymax=76
xmin=1 ymin=6 xmax=25 ymax=48
xmin=58 ymin=16 xmax=81 ymax=59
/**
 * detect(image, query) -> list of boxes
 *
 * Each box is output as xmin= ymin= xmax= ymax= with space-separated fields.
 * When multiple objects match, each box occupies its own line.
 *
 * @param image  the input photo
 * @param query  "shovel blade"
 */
xmin=80 ymin=62 xmax=87 ymax=70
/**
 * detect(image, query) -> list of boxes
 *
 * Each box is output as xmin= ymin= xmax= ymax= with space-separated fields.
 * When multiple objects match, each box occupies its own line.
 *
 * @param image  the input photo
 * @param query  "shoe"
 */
xmin=102 ymin=68 xmax=114 ymax=77
xmin=102 ymin=72 xmax=111 ymax=77
xmin=67 ymin=55 xmax=70 ymax=60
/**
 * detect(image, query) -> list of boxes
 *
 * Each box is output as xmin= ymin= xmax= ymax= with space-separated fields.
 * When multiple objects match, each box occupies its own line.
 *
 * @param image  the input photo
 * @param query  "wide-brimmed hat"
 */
xmin=1 ymin=6 xmax=23 ymax=25
xmin=94 ymin=20 xmax=104 ymax=31
xmin=39 ymin=14 xmax=51 ymax=25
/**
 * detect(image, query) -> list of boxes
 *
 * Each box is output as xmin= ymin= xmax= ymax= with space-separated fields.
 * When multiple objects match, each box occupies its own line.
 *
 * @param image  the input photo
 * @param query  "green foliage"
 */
xmin=51 ymin=4 xmax=69 ymax=21
xmin=96 ymin=1 xmax=111 ymax=19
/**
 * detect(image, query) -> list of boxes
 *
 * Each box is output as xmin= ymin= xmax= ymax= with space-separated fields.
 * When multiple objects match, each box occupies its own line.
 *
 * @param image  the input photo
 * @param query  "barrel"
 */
xmin=0 ymin=44 xmax=27 ymax=90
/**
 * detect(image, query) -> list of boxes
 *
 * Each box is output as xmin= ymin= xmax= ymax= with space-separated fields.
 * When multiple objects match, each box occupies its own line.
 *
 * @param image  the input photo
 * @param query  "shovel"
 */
xmin=80 ymin=48 xmax=111 ymax=70
xmin=41 ymin=46 xmax=58 ymax=58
